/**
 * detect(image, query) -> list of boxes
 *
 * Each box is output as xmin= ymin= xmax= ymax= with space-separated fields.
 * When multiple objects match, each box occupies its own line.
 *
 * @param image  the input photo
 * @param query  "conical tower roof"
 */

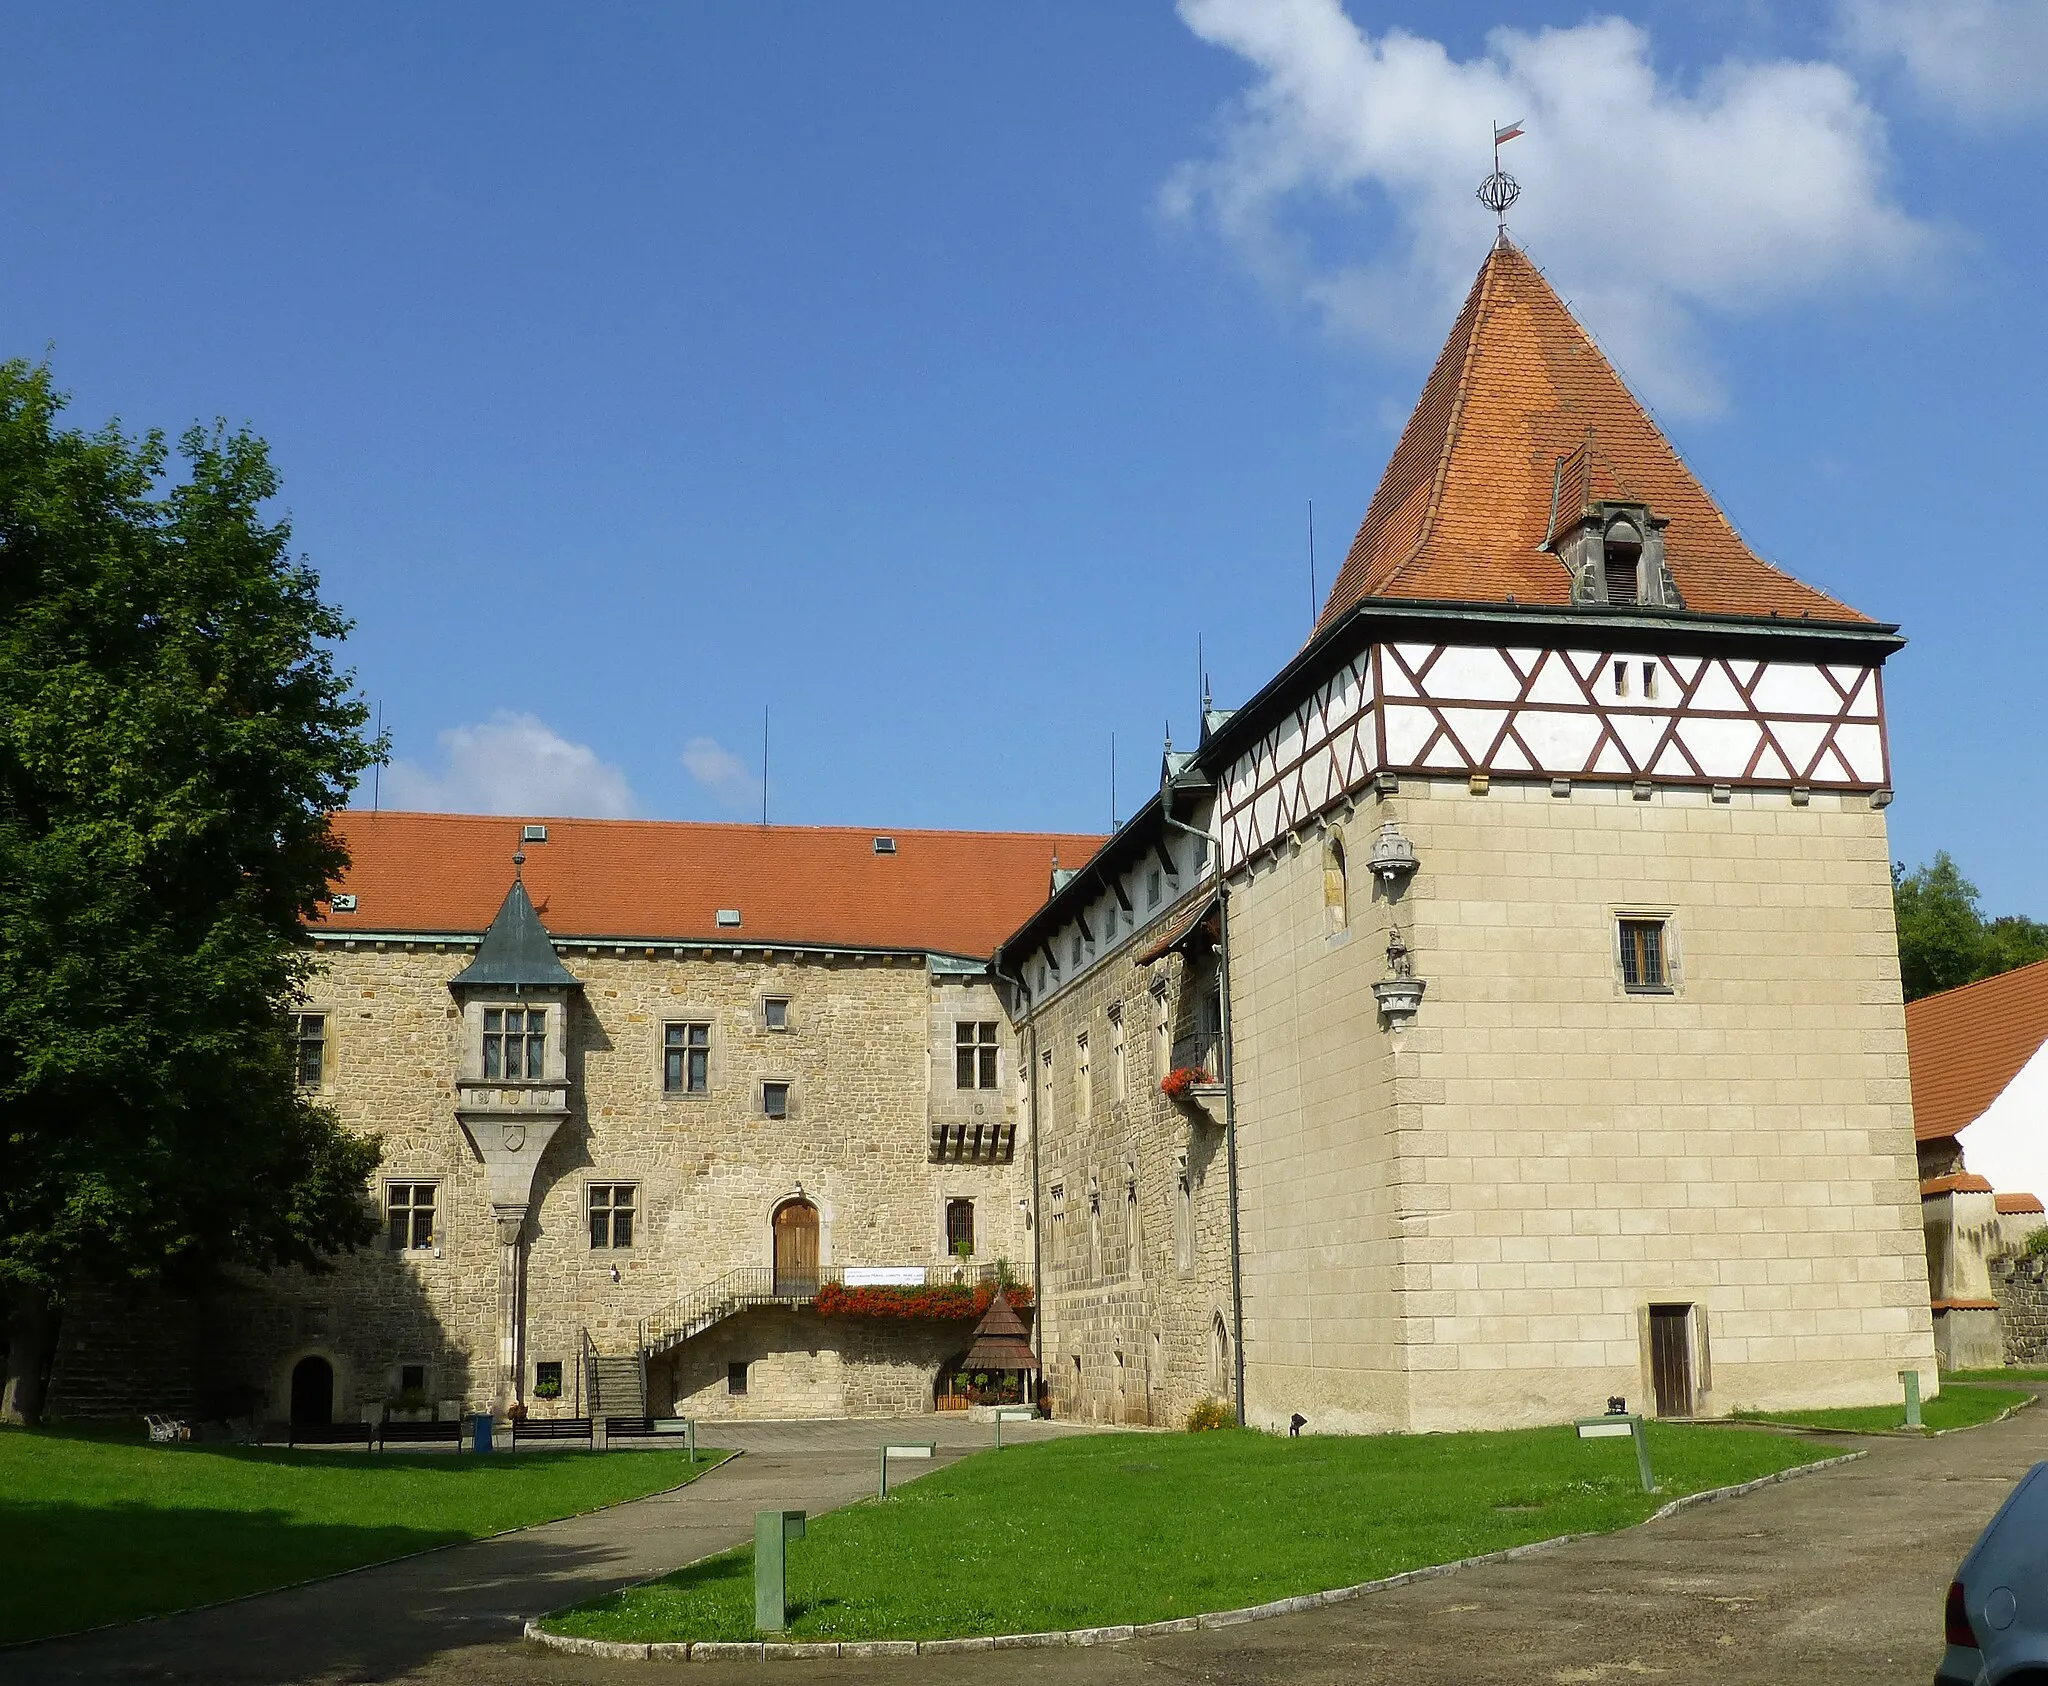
xmin=1315 ymin=239 xmax=1864 ymax=633
xmin=963 ymin=1288 xmax=1037 ymax=1371
xmin=449 ymin=875 xmax=579 ymax=990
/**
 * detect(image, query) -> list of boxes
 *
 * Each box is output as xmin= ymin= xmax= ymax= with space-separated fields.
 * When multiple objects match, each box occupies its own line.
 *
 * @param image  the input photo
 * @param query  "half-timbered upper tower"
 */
xmin=1073 ymin=237 xmax=1933 ymax=1434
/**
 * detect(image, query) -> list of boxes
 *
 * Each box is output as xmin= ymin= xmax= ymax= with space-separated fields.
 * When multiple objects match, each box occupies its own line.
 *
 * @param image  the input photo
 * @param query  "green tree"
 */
xmin=1893 ymin=852 xmax=2048 ymax=1003
xmin=0 ymin=361 xmax=383 ymax=1424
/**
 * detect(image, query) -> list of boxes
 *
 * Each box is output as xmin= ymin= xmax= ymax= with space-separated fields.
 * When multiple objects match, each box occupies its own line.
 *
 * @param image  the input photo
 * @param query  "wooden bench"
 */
xmin=511 ymin=1416 xmax=593 ymax=1445
xmin=283 ymin=1421 xmax=374 ymax=1448
xmin=376 ymin=1418 xmax=463 ymax=1450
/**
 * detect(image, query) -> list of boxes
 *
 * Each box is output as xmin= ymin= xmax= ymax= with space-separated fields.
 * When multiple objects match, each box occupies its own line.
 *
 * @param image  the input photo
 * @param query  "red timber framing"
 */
xmin=1219 ymin=638 xmax=1889 ymax=874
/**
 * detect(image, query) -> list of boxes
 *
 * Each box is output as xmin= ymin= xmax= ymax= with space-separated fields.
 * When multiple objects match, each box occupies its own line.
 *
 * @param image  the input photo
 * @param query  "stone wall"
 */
xmin=58 ymin=941 xmax=1032 ymax=1422
xmin=654 ymin=1306 xmax=984 ymax=1420
xmin=1994 ymin=1256 xmax=2048 ymax=1368
xmin=1025 ymin=887 xmax=1237 ymax=1431
xmin=44 ymin=1288 xmax=200 ymax=1420
xmin=1224 ymin=774 xmax=1936 ymax=1432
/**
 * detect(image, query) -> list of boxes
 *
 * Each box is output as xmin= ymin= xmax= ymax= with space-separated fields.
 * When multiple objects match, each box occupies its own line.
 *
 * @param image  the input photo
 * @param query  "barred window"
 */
xmin=294 ymin=1014 xmax=326 ymax=1089
xmin=955 ymin=1021 xmax=998 ymax=1089
xmin=387 ymin=1183 xmax=436 ymax=1250
xmin=1619 ymin=918 xmax=1670 ymax=991
xmin=484 ymin=1007 xmax=545 ymax=1079
xmin=946 ymin=1198 xmax=975 ymax=1256
xmin=588 ymin=1184 xmax=637 ymax=1249
xmin=664 ymin=1023 xmax=709 ymax=1093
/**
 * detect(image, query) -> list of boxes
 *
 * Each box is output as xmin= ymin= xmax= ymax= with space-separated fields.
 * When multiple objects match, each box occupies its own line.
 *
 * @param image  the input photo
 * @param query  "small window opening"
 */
xmin=872 ymin=836 xmax=897 ymax=854
xmin=1613 ymin=661 xmax=1629 ymax=697
xmin=1619 ymin=918 xmax=1670 ymax=991
xmin=1642 ymin=662 xmax=1658 ymax=700
xmin=533 ymin=1360 xmax=562 ymax=1400
xmin=762 ymin=1081 xmax=790 ymax=1118
xmin=294 ymin=1013 xmax=327 ymax=1089
xmin=521 ymin=823 xmax=548 ymax=843
xmin=946 ymin=1197 xmax=975 ymax=1257
xmin=588 ymin=1183 xmax=637 ymax=1248
xmin=664 ymin=1022 xmax=709 ymax=1092
xmin=1147 ymin=869 xmax=1163 ymax=910
xmin=763 ymin=996 xmax=789 ymax=1031
xmin=400 ymin=1363 xmax=426 ymax=1394
xmin=387 ymin=1183 xmax=436 ymax=1250
xmin=728 ymin=1361 xmax=749 ymax=1395
xmin=1603 ymin=521 xmax=1642 ymax=606
xmin=955 ymin=1020 xmax=998 ymax=1089
xmin=715 ymin=908 xmax=742 ymax=928
xmin=1324 ymin=836 xmax=1349 ymax=932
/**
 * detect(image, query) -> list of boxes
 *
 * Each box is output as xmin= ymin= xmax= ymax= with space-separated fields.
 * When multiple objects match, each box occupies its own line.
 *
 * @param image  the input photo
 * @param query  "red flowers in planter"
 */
xmin=813 ymin=1282 xmax=1035 ymax=1320
xmin=1160 ymin=1066 xmax=1215 ymax=1099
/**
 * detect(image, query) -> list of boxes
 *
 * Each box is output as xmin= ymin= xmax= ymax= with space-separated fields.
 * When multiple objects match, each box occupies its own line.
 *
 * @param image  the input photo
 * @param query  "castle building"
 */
xmin=46 ymin=239 xmax=1939 ymax=1431
xmin=999 ymin=239 xmax=1937 ymax=1432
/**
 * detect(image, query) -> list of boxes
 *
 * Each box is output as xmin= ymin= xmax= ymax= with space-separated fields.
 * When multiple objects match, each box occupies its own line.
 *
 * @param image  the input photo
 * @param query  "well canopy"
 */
xmin=962 ymin=1288 xmax=1037 ymax=1371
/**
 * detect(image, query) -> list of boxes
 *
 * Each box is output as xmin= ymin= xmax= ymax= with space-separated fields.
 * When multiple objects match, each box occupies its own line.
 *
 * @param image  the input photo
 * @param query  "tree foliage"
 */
xmin=0 ymin=360 xmax=383 ymax=1309
xmin=1893 ymin=852 xmax=2048 ymax=1003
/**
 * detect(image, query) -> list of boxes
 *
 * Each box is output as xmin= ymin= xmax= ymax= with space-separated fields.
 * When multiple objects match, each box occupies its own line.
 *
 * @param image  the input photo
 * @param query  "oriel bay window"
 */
xmin=955 ymin=1021 xmax=998 ymax=1089
xmin=588 ymin=1184 xmax=637 ymax=1249
xmin=484 ymin=1006 xmax=546 ymax=1079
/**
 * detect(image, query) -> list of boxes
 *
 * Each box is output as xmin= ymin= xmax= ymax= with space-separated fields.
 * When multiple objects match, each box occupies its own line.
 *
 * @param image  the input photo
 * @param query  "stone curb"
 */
xmin=521 ymin=1449 xmax=1868 ymax=1663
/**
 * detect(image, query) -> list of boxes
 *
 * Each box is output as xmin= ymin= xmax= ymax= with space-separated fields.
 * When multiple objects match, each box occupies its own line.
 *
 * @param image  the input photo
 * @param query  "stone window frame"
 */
xmin=1108 ymin=1005 xmax=1127 ymax=1106
xmin=728 ymin=1360 xmax=749 ymax=1396
xmin=482 ymin=1004 xmax=548 ymax=1080
xmin=1151 ymin=980 xmax=1170 ymax=1083
xmin=1076 ymin=1030 xmax=1092 ymax=1122
xmin=955 ymin=1020 xmax=999 ymax=1090
xmin=943 ymin=1195 xmax=976 ymax=1258
xmin=759 ymin=994 xmax=792 ymax=1033
xmin=384 ymin=1180 xmax=438 ymax=1252
xmin=760 ymin=1078 xmax=794 ymax=1120
xmin=1173 ymin=1150 xmax=1194 ymax=1275
xmin=293 ymin=1010 xmax=330 ymax=1091
xmin=587 ymin=1181 xmax=639 ymax=1249
xmin=1612 ymin=907 xmax=1682 ymax=996
xmin=1048 ymin=1179 xmax=1066 ymax=1270
xmin=661 ymin=1019 xmax=712 ymax=1097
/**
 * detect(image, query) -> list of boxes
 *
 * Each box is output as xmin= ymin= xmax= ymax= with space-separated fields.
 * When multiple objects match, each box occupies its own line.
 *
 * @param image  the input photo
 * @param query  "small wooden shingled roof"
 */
xmin=962 ymin=1289 xmax=1037 ymax=1372
xmin=1313 ymin=237 xmax=1866 ymax=632
xmin=1905 ymin=956 xmax=2048 ymax=1143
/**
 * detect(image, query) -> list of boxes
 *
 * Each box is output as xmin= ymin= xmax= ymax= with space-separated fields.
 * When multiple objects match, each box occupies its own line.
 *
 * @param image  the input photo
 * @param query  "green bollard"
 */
xmin=1901 ymin=1368 xmax=1923 ymax=1429
xmin=754 ymin=1509 xmax=806 ymax=1632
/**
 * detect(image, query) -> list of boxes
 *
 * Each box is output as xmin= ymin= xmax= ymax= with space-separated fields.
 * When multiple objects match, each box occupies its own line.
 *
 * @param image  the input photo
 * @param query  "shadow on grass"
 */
xmin=0 ymin=1497 xmax=462 ymax=1646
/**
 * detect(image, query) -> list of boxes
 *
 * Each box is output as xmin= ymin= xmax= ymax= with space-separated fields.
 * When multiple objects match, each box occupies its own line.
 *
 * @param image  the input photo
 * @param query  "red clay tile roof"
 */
xmin=1922 ymin=1172 xmax=1995 ymax=1197
xmin=1906 ymin=958 xmax=2048 ymax=1143
xmin=1996 ymin=1193 xmax=2045 ymax=1215
xmin=1315 ymin=238 xmax=1865 ymax=631
xmin=318 ymin=812 xmax=1103 ymax=959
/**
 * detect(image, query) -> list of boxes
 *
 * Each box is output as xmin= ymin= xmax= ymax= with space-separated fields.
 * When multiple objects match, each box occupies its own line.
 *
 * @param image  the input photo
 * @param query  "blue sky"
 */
xmin=3 ymin=1 xmax=2044 ymax=911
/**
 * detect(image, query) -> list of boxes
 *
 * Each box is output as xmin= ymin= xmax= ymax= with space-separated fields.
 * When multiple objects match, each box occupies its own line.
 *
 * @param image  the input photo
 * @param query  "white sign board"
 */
xmin=843 ymin=1267 xmax=925 ymax=1287
xmin=1576 ymin=1421 xmax=1634 ymax=1439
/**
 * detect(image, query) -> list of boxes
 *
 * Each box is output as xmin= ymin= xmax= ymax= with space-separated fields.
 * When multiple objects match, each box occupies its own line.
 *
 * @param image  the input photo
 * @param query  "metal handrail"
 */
xmin=636 ymin=1259 xmax=1002 ymax=1358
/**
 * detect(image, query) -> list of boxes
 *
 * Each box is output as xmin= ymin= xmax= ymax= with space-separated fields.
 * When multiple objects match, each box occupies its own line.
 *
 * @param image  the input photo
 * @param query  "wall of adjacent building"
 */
xmin=1023 ymin=891 xmax=1237 ymax=1430
xmin=58 ymin=941 xmax=1032 ymax=1424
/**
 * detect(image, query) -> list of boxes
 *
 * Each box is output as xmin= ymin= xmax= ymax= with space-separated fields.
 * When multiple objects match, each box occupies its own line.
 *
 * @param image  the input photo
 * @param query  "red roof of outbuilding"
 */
xmin=1905 ymin=958 xmax=2048 ymax=1143
xmin=1996 ymin=1193 xmax=2044 ymax=1216
xmin=1315 ymin=239 xmax=1865 ymax=632
xmin=318 ymin=811 xmax=1102 ymax=959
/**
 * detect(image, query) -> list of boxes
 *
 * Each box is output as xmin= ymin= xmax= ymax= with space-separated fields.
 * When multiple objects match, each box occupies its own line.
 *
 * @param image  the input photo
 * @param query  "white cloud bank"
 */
xmin=1165 ymin=0 xmax=1933 ymax=412
xmin=382 ymin=712 xmax=637 ymax=818
xmin=1840 ymin=0 xmax=2048 ymax=122
xmin=680 ymin=736 xmax=759 ymax=811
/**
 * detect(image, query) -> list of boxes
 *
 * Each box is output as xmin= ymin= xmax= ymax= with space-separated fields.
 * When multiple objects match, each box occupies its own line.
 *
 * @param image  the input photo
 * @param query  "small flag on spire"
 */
xmin=1494 ymin=119 xmax=1525 ymax=145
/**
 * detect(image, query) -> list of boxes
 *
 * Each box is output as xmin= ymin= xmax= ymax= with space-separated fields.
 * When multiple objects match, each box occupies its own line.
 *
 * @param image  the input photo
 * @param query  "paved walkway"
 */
xmin=11 ymin=1416 xmax=1094 ymax=1686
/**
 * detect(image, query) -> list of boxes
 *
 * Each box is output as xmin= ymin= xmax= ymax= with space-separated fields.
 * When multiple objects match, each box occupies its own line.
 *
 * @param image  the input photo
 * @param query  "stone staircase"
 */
xmin=586 ymin=1351 xmax=646 ymax=1418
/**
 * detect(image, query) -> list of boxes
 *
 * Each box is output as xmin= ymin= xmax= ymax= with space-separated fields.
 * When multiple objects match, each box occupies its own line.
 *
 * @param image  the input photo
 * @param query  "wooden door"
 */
xmin=1649 ymin=1304 xmax=1693 ymax=1418
xmin=773 ymin=1200 xmax=818 ymax=1297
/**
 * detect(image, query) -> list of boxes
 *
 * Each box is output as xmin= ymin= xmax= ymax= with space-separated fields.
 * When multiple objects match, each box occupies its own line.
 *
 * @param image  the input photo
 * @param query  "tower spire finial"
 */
xmin=1478 ymin=118 xmax=1524 ymax=233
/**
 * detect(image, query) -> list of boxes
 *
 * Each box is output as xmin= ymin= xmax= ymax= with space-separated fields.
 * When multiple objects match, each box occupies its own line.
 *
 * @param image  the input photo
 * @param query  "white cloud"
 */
xmin=1840 ymin=0 xmax=2048 ymax=122
xmin=382 ymin=712 xmax=636 ymax=818
xmin=680 ymin=736 xmax=758 ymax=810
xmin=1165 ymin=0 xmax=1933 ymax=413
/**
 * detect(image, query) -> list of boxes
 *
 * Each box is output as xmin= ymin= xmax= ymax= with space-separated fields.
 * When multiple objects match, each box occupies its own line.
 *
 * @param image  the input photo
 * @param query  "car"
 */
xmin=1937 ymin=1460 xmax=2048 ymax=1685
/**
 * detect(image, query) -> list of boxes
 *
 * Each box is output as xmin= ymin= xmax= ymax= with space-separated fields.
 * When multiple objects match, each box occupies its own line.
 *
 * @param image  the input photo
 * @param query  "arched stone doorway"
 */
xmin=290 ymin=1355 xmax=334 ymax=1427
xmin=772 ymin=1198 xmax=819 ymax=1296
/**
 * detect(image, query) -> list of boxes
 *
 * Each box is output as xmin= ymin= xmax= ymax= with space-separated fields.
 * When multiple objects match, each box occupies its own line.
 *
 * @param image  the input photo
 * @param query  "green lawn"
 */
xmin=0 ymin=1425 xmax=729 ymax=1645
xmin=1735 ymin=1383 xmax=2030 ymax=1435
xmin=1948 ymin=1368 xmax=2048 ymax=1383
xmin=549 ymin=1423 xmax=1834 ymax=1645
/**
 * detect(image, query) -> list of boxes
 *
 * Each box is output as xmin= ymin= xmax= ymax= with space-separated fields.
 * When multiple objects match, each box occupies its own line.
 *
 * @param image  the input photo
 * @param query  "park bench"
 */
xmin=284 ymin=1420 xmax=374 ymax=1448
xmin=376 ymin=1418 xmax=463 ymax=1450
xmin=511 ymin=1416 xmax=593 ymax=1446
xmin=603 ymin=1416 xmax=697 ymax=1457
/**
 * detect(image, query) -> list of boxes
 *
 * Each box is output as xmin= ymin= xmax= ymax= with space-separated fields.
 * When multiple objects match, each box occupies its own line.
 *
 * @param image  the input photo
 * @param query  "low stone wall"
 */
xmin=654 ymin=1306 xmax=986 ymax=1420
xmin=1993 ymin=1256 xmax=2048 ymax=1367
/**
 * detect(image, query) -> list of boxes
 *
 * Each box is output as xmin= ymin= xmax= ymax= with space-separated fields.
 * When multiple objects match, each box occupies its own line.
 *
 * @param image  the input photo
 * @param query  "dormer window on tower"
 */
xmin=1552 ymin=497 xmax=1683 ymax=612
